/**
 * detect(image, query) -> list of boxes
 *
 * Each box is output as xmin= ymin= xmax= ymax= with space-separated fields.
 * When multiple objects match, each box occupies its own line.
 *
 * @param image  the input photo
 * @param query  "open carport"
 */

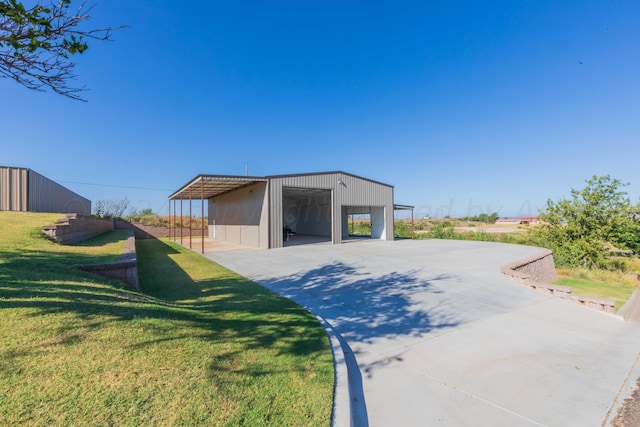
xmin=203 ymin=239 xmax=640 ymax=427
xmin=168 ymin=171 xmax=411 ymax=251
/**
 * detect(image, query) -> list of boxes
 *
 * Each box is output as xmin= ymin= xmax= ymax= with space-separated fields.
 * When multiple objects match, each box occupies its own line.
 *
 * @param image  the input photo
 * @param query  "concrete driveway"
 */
xmin=204 ymin=239 xmax=640 ymax=427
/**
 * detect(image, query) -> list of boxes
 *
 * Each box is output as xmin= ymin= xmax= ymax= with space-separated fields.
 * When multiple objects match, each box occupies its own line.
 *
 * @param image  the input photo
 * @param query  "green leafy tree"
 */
xmin=529 ymin=175 xmax=638 ymax=270
xmin=617 ymin=208 xmax=640 ymax=255
xmin=0 ymin=0 xmax=122 ymax=100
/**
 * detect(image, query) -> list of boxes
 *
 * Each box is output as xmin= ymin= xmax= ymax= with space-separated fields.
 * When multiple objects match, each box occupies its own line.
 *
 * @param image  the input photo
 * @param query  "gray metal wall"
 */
xmin=208 ymin=181 xmax=269 ymax=248
xmin=283 ymin=195 xmax=332 ymax=236
xmin=0 ymin=166 xmax=28 ymax=211
xmin=0 ymin=166 xmax=91 ymax=214
xmin=268 ymin=172 xmax=394 ymax=248
xmin=28 ymin=169 xmax=91 ymax=214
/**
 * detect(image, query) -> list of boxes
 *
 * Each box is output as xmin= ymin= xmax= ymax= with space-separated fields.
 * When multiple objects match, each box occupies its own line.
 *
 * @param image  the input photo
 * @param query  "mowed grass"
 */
xmin=0 ymin=212 xmax=334 ymax=426
xmin=555 ymin=268 xmax=637 ymax=311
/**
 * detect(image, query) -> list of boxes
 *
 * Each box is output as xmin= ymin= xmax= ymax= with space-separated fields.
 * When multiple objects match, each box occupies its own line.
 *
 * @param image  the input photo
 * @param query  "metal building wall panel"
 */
xmin=269 ymin=180 xmax=283 ymax=248
xmin=27 ymin=169 xmax=91 ymax=214
xmin=209 ymin=182 xmax=265 ymax=225
xmin=260 ymin=181 xmax=270 ymax=249
xmin=269 ymin=172 xmax=395 ymax=244
xmin=0 ymin=166 xmax=28 ymax=211
xmin=294 ymin=202 xmax=331 ymax=235
xmin=207 ymin=181 xmax=269 ymax=248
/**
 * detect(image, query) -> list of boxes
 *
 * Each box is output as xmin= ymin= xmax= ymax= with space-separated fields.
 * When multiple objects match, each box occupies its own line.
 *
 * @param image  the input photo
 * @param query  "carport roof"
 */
xmin=169 ymin=171 xmax=395 ymax=200
xmin=169 ymin=174 xmax=268 ymax=200
xmin=394 ymin=204 xmax=415 ymax=210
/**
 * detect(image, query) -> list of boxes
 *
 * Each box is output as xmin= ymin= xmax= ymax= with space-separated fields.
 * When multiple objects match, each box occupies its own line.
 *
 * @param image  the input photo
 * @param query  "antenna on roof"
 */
xmin=246 ymin=162 xmax=249 ymax=176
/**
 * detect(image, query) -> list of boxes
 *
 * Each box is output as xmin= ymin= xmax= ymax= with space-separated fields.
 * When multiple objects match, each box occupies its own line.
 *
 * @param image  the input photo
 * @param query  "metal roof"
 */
xmin=267 ymin=171 xmax=393 ymax=188
xmin=169 ymin=171 xmax=394 ymax=200
xmin=168 ymin=174 xmax=268 ymax=200
xmin=394 ymin=204 xmax=415 ymax=210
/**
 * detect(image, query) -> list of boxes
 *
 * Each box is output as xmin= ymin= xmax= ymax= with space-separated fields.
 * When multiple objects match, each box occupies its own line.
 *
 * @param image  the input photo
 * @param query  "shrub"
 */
xmin=394 ymin=221 xmax=412 ymax=238
xmin=527 ymin=175 xmax=638 ymax=271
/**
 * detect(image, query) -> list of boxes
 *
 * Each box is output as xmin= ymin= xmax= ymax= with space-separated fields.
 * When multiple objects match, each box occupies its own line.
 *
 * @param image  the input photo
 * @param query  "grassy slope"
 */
xmin=0 ymin=212 xmax=333 ymax=426
xmin=555 ymin=276 xmax=635 ymax=311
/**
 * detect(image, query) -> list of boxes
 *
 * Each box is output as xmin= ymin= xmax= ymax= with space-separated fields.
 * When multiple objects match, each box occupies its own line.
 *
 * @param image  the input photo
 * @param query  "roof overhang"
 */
xmin=169 ymin=171 xmax=397 ymax=201
xmin=169 ymin=174 xmax=268 ymax=200
xmin=394 ymin=204 xmax=415 ymax=210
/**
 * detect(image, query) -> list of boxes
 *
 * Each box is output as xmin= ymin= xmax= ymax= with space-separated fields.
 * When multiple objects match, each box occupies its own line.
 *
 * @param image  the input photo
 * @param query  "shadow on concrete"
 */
xmin=261 ymin=262 xmax=459 ymax=344
xmin=258 ymin=262 xmax=460 ymax=427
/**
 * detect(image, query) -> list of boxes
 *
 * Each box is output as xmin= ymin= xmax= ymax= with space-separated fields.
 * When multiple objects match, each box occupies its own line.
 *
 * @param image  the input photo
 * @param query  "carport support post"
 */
xmin=412 ymin=208 xmax=415 ymax=239
xmin=173 ymin=199 xmax=176 ymax=242
xmin=168 ymin=200 xmax=172 ymax=242
xmin=180 ymin=198 xmax=183 ymax=245
xmin=189 ymin=187 xmax=193 ymax=249
xmin=201 ymin=178 xmax=205 ymax=254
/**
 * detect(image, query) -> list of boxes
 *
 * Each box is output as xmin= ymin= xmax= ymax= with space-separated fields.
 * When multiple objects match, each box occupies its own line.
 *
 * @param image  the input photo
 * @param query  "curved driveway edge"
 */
xmin=204 ymin=239 xmax=640 ymax=427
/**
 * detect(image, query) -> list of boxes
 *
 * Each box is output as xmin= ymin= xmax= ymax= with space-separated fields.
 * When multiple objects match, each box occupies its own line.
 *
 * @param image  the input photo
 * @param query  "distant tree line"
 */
xmin=458 ymin=212 xmax=499 ymax=224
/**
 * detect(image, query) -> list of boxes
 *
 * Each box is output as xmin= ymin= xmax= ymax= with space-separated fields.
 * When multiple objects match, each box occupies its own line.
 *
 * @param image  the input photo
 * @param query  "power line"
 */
xmin=58 ymin=180 xmax=172 ymax=192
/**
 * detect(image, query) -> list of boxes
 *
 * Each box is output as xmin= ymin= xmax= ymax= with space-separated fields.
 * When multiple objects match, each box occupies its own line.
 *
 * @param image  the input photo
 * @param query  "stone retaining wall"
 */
xmin=501 ymin=249 xmax=616 ymax=314
xmin=42 ymin=214 xmax=113 ymax=244
xmin=618 ymin=291 xmax=640 ymax=322
xmin=76 ymin=231 xmax=140 ymax=290
xmin=500 ymin=249 xmax=557 ymax=284
xmin=114 ymin=219 xmax=207 ymax=239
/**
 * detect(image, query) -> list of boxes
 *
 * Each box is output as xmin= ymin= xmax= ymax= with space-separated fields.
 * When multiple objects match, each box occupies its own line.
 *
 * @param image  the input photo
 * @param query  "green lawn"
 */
xmin=554 ymin=276 xmax=635 ymax=311
xmin=0 ymin=212 xmax=334 ymax=426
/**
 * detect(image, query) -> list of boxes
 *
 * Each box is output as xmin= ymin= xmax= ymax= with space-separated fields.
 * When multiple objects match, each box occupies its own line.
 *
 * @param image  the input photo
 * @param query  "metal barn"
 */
xmin=0 ymin=166 xmax=91 ymax=215
xmin=169 ymin=171 xmax=411 ymax=250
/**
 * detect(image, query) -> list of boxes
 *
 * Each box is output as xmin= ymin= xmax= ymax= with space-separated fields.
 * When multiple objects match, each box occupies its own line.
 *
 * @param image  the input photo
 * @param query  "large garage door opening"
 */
xmin=282 ymin=187 xmax=332 ymax=247
xmin=341 ymin=206 xmax=386 ymax=240
xmin=344 ymin=206 xmax=371 ymax=237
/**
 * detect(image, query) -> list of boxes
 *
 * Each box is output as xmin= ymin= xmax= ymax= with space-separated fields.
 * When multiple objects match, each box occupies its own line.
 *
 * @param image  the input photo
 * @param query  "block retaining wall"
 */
xmin=618 ymin=291 xmax=640 ymax=323
xmin=42 ymin=214 xmax=113 ymax=244
xmin=114 ymin=219 xmax=207 ymax=239
xmin=501 ymin=249 xmax=616 ymax=314
xmin=76 ymin=231 xmax=140 ymax=290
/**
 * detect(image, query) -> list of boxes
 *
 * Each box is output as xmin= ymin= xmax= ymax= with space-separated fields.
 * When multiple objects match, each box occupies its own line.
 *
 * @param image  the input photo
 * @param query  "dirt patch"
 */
xmin=611 ymin=377 xmax=640 ymax=426
xmin=455 ymin=223 xmax=526 ymax=233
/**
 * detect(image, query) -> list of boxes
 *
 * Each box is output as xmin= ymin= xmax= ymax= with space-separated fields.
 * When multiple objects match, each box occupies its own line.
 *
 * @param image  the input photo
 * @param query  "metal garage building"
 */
xmin=0 ymin=166 xmax=91 ymax=215
xmin=169 ymin=171 xmax=411 ymax=249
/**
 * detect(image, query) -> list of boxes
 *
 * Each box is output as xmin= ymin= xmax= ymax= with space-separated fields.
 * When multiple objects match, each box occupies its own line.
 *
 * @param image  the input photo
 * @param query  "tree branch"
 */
xmin=0 ymin=0 xmax=126 ymax=101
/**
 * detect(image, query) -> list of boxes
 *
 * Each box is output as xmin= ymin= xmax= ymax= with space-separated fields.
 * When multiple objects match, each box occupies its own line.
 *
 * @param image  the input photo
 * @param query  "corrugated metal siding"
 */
xmin=209 ymin=182 xmax=265 ymax=225
xmin=260 ymin=181 xmax=270 ymax=249
xmin=2 ymin=166 xmax=91 ymax=214
xmin=269 ymin=180 xmax=283 ymax=248
xmin=0 ymin=166 xmax=29 ymax=211
xmin=207 ymin=182 xmax=269 ymax=248
xmin=269 ymin=172 xmax=395 ymax=246
xmin=28 ymin=170 xmax=91 ymax=214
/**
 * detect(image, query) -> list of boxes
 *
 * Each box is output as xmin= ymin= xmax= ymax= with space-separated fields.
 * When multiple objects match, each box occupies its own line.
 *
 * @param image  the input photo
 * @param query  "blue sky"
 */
xmin=2 ymin=0 xmax=639 ymax=218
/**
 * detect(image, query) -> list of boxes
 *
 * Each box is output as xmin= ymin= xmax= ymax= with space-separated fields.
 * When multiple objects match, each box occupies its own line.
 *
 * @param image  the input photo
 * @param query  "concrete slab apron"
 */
xmin=205 ymin=239 xmax=640 ymax=427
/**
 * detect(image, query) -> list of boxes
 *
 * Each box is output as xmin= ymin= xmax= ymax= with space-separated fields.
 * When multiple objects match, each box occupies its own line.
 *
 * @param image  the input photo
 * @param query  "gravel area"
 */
xmin=611 ymin=377 xmax=640 ymax=426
